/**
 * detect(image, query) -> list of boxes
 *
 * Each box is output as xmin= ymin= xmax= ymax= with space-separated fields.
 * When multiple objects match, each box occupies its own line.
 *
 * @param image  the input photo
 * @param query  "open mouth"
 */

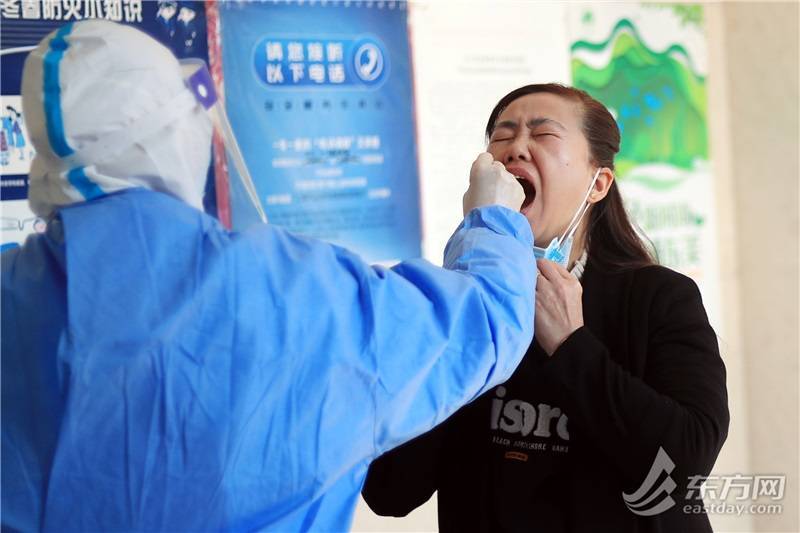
xmin=516 ymin=178 xmax=536 ymax=210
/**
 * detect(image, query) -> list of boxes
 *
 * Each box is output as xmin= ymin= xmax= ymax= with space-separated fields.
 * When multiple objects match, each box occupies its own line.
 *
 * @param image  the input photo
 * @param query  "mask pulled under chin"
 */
xmin=533 ymin=236 xmax=574 ymax=269
xmin=533 ymin=168 xmax=601 ymax=269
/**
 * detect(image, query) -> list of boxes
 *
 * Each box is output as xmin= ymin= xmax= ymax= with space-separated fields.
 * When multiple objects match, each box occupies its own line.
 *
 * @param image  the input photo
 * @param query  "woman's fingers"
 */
xmin=538 ymin=258 xmax=577 ymax=282
xmin=536 ymin=259 xmax=562 ymax=281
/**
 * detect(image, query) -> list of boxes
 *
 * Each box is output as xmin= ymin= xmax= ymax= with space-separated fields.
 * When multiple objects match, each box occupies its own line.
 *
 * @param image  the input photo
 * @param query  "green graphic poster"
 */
xmin=568 ymin=3 xmax=720 ymax=326
xmin=573 ymin=17 xmax=707 ymax=180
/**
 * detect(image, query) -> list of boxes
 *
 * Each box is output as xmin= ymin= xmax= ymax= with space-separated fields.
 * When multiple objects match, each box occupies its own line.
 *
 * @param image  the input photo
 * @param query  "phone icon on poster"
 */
xmin=354 ymin=42 xmax=384 ymax=82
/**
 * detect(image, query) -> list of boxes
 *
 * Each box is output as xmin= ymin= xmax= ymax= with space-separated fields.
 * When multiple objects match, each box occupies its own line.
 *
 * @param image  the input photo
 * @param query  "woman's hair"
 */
xmin=485 ymin=83 xmax=656 ymax=271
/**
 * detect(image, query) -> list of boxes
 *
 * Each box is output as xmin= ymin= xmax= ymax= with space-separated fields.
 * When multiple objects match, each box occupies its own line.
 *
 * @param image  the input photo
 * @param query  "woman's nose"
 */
xmin=503 ymin=137 xmax=530 ymax=164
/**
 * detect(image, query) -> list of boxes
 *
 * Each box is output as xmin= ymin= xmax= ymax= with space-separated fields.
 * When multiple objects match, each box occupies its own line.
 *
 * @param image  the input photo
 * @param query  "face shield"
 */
xmin=180 ymin=59 xmax=267 ymax=225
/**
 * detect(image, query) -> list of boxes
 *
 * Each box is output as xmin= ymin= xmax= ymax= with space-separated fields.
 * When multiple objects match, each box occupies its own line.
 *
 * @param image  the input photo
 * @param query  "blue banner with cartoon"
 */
xmin=219 ymin=1 xmax=422 ymax=262
xmin=0 ymin=0 xmax=210 ymax=250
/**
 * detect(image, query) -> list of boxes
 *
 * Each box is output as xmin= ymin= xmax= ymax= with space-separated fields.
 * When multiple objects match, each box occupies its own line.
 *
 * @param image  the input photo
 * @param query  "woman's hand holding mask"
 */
xmin=535 ymin=258 xmax=584 ymax=356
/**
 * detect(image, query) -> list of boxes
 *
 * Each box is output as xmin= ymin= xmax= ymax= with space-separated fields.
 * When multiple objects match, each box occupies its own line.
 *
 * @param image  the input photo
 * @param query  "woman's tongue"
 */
xmin=517 ymin=178 xmax=536 ymax=210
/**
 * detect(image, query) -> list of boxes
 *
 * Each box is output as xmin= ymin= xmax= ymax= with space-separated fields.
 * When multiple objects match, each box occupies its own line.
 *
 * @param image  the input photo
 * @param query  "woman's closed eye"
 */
xmin=489 ymin=130 xmax=514 ymax=143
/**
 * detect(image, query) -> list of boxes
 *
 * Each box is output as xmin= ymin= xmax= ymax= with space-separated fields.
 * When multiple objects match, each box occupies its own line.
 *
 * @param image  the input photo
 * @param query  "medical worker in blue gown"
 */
xmin=1 ymin=20 xmax=536 ymax=532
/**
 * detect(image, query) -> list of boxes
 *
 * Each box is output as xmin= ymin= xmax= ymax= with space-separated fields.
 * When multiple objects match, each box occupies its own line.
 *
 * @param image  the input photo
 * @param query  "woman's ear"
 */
xmin=588 ymin=167 xmax=614 ymax=204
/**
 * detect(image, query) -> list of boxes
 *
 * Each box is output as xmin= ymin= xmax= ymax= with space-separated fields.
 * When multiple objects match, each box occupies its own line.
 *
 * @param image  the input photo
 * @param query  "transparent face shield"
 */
xmin=180 ymin=59 xmax=267 ymax=224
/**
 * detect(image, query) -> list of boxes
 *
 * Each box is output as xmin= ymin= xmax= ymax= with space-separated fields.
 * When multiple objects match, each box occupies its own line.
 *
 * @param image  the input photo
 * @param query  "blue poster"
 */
xmin=219 ymin=0 xmax=422 ymax=262
xmin=0 ymin=0 xmax=212 ymax=250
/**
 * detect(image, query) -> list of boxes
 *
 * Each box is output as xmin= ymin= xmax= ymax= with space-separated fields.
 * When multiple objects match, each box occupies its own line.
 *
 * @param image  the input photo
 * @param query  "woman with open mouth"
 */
xmin=363 ymin=83 xmax=730 ymax=533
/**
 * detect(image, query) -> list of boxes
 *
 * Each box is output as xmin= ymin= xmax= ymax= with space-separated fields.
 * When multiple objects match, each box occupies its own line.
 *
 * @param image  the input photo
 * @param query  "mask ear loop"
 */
xmin=557 ymin=168 xmax=602 ymax=246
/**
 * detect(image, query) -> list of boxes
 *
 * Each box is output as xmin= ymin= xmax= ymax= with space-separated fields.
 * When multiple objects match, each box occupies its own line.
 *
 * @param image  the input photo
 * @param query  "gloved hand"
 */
xmin=462 ymin=152 xmax=526 ymax=217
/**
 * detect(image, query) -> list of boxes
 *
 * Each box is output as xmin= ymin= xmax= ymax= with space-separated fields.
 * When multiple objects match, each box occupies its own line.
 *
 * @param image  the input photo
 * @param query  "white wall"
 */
xmin=705 ymin=3 xmax=752 ymax=531
xmin=716 ymin=3 xmax=799 ymax=532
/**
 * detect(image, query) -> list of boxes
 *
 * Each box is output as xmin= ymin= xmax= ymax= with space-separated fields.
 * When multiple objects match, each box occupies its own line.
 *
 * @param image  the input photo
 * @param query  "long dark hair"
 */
xmin=485 ymin=83 xmax=656 ymax=271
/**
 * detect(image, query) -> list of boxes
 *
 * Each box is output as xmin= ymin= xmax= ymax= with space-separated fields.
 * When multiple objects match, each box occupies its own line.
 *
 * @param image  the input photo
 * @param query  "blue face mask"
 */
xmin=532 ymin=235 xmax=574 ymax=267
xmin=533 ymin=168 xmax=601 ymax=268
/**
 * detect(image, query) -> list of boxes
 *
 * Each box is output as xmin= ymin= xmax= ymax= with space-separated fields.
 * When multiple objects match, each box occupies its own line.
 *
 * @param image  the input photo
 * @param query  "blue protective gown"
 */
xmin=2 ymin=188 xmax=535 ymax=532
